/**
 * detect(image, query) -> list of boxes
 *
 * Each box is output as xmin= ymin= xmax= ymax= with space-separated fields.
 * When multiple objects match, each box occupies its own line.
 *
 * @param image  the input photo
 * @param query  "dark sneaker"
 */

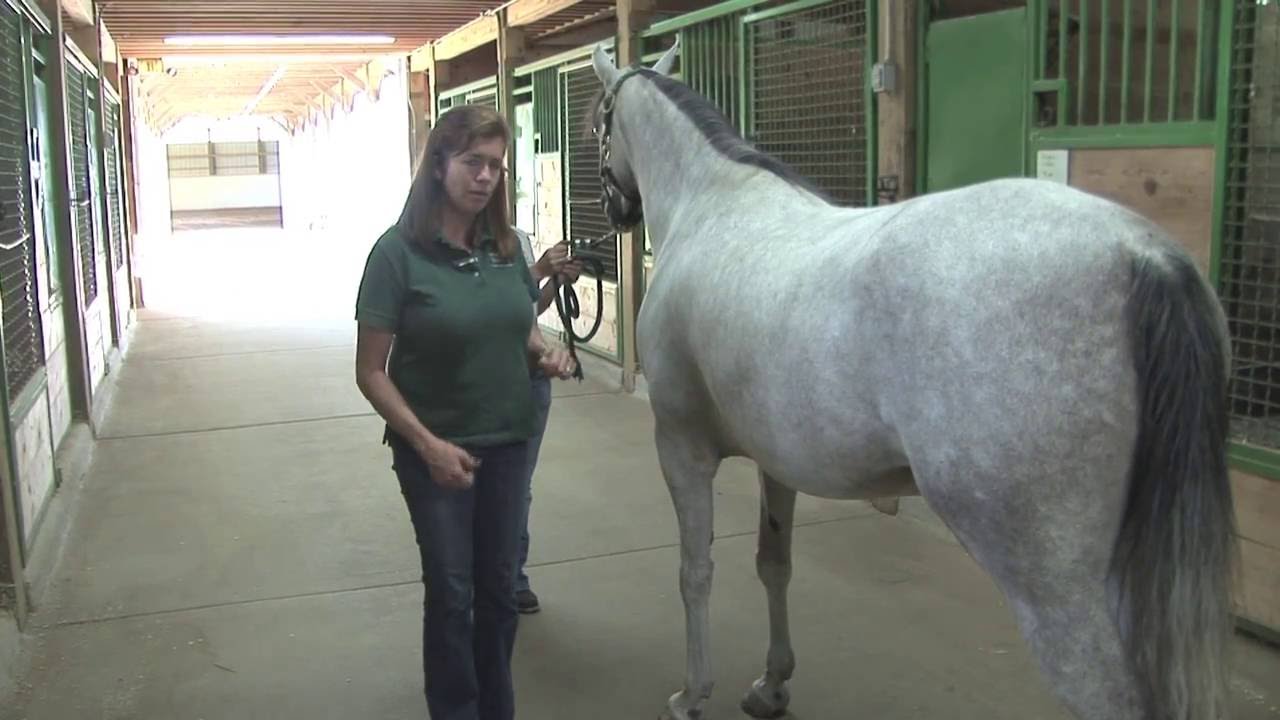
xmin=516 ymin=588 xmax=540 ymax=614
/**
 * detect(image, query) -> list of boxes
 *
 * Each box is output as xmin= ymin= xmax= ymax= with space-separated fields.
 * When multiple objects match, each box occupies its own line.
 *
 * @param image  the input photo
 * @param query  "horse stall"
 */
xmin=514 ymin=49 xmax=626 ymax=362
xmin=1028 ymin=0 xmax=1280 ymax=639
xmin=1215 ymin=0 xmax=1280 ymax=639
xmin=907 ymin=0 xmax=1280 ymax=641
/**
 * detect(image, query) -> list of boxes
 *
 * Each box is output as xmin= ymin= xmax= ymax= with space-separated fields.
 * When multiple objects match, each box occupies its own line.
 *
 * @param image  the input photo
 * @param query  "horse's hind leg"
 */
xmin=741 ymin=472 xmax=797 ymax=719
xmin=655 ymin=423 xmax=721 ymax=720
xmin=921 ymin=462 xmax=1144 ymax=720
xmin=1006 ymin=580 xmax=1143 ymax=720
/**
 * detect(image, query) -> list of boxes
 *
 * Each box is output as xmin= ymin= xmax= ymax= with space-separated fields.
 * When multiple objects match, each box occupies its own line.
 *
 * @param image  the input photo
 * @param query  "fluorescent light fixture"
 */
xmin=164 ymin=34 xmax=395 ymax=46
xmin=162 ymin=53 xmax=389 ymax=65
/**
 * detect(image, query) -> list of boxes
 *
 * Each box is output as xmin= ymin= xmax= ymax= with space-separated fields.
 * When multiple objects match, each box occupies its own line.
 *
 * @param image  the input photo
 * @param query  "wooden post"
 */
xmin=874 ymin=0 xmax=917 ymax=204
xmin=615 ymin=0 xmax=655 ymax=392
xmin=407 ymin=65 xmax=429 ymax=171
xmin=426 ymin=44 xmax=449 ymax=127
xmin=91 ymin=2 xmax=124 ymax=352
xmin=497 ymin=9 xmax=526 ymax=222
xmin=120 ymin=71 xmax=139 ymax=240
xmin=40 ymin=0 xmax=93 ymax=424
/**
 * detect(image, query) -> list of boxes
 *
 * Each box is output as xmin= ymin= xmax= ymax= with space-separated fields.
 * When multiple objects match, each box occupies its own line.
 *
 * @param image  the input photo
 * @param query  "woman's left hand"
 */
xmin=538 ymin=347 xmax=576 ymax=380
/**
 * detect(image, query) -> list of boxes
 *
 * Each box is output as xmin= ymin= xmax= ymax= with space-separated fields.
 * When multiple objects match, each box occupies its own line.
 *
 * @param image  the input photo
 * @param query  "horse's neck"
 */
xmin=624 ymin=83 xmax=792 ymax=257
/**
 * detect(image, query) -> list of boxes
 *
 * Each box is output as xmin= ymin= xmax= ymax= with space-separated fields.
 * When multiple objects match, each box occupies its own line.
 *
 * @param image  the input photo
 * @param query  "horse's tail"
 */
xmin=1114 ymin=246 xmax=1238 ymax=719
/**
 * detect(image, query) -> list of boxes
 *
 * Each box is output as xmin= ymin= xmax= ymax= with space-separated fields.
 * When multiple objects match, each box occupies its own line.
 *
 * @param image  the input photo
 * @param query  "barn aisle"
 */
xmin=3 ymin=228 xmax=1277 ymax=720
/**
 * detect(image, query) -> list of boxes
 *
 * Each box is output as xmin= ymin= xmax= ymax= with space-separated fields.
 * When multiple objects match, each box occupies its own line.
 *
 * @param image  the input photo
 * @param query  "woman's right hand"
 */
xmin=534 ymin=242 xmax=570 ymax=280
xmin=419 ymin=438 xmax=478 ymax=489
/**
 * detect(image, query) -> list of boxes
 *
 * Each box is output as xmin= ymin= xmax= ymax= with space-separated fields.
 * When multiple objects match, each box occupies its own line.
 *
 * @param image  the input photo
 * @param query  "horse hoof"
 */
xmin=662 ymin=691 xmax=707 ymax=720
xmin=659 ymin=706 xmax=704 ymax=720
xmin=740 ymin=677 xmax=790 ymax=719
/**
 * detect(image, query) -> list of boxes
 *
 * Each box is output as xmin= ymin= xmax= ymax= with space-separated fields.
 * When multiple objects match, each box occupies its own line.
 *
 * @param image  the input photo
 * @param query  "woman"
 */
xmin=353 ymin=103 xmax=575 ymax=720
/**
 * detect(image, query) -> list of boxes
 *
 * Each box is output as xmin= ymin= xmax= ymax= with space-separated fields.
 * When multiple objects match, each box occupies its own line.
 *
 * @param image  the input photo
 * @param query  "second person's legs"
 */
xmin=516 ymin=374 xmax=552 ymax=612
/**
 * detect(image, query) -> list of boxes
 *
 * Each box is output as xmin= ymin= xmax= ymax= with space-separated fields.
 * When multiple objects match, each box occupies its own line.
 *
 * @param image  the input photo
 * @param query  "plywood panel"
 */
xmin=531 ymin=150 xmax=619 ymax=357
xmin=15 ymin=399 xmax=56 ymax=548
xmin=1067 ymin=147 xmax=1215 ymax=275
xmin=46 ymin=341 xmax=72 ymax=451
xmin=535 ymin=152 xmax=566 ymax=337
xmin=85 ymin=303 xmax=106 ymax=396
xmin=1232 ymin=470 xmax=1280 ymax=551
xmin=1237 ymin=538 xmax=1280 ymax=631
xmin=577 ymin=278 xmax=619 ymax=357
xmin=115 ymin=265 xmax=133 ymax=350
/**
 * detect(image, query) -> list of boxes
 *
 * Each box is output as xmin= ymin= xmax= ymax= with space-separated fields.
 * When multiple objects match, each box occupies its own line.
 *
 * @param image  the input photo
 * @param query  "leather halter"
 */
xmin=596 ymin=67 xmax=646 ymax=230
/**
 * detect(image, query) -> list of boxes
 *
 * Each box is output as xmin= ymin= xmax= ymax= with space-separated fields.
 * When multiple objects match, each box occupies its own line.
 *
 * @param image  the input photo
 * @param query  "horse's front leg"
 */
xmin=741 ymin=472 xmax=797 ymax=719
xmin=655 ymin=425 xmax=720 ymax=720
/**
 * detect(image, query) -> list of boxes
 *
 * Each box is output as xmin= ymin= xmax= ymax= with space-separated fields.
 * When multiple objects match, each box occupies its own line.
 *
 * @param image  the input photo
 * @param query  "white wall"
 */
xmin=160 ymin=115 xmax=287 ymax=215
xmin=131 ymin=99 xmax=174 ymax=290
xmin=164 ymin=114 xmax=289 ymax=144
xmin=280 ymin=64 xmax=411 ymax=242
xmin=169 ymin=175 xmax=281 ymax=211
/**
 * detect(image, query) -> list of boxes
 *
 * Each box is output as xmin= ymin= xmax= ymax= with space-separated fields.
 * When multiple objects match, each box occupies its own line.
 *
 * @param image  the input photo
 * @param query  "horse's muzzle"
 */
xmin=601 ymin=187 xmax=644 ymax=230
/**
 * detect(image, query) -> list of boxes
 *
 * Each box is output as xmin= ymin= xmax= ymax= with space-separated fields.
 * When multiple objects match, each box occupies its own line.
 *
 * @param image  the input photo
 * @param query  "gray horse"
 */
xmin=588 ymin=40 xmax=1238 ymax=720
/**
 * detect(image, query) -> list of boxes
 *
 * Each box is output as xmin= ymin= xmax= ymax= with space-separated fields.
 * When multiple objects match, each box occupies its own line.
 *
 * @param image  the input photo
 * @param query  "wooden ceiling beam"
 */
xmin=507 ymin=0 xmax=588 ymax=27
xmin=61 ymin=0 xmax=93 ymax=27
xmin=308 ymin=81 xmax=342 ymax=103
xmin=408 ymin=0 xmax=595 ymax=70
xmin=432 ymin=13 xmax=499 ymax=62
xmin=337 ymin=68 xmax=369 ymax=94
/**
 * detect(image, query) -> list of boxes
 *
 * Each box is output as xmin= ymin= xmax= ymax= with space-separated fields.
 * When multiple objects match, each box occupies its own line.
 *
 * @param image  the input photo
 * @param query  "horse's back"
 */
xmin=642 ymin=177 xmax=1183 ymax=495
xmin=865 ymin=180 xmax=1151 ymax=414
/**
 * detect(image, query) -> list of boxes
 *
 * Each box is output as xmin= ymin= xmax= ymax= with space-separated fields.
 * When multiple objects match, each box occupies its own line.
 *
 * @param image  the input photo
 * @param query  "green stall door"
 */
xmin=924 ymin=8 xmax=1028 ymax=193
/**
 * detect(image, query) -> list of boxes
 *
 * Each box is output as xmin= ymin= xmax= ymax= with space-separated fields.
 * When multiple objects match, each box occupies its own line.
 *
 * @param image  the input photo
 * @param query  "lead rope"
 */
xmin=550 ymin=238 xmax=608 ymax=382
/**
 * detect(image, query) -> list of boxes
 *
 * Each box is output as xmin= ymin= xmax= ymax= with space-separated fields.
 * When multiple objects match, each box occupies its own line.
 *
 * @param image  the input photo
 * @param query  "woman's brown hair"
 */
xmin=396 ymin=104 xmax=517 ymax=259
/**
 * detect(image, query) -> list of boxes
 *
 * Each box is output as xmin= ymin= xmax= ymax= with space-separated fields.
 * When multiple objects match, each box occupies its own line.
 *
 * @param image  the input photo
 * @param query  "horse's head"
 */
xmin=589 ymin=38 xmax=679 ymax=231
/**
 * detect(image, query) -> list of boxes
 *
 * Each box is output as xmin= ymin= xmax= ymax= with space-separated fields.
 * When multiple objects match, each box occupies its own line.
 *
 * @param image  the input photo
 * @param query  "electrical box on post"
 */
xmin=871 ymin=60 xmax=898 ymax=93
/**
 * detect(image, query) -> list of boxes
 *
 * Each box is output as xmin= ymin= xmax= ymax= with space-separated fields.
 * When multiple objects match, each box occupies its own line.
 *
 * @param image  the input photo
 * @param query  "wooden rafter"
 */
xmin=104 ymin=0 xmax=615 ymax=127
xmin=432 ymin=13 xmax=500 ymax=61
xmin=408 ymin=0 xmax=608 ymax=71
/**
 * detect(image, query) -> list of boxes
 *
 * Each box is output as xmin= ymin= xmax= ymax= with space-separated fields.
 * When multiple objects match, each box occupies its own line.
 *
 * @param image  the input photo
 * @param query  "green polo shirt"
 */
xmin=355 ymin=225 xmax=541 ymax=448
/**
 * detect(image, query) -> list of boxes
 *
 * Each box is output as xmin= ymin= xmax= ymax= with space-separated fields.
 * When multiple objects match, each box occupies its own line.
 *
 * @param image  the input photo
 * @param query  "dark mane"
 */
xmin=590 ymin=68 xmax=832 ymax=202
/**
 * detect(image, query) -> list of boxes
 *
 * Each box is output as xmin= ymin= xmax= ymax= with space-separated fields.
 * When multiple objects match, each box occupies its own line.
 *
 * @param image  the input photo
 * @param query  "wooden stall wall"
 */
xmin=1232 ymin=469 xmax=1280 ymax=633
xmin=1061 ymin=147 xmax=1216 ymax=274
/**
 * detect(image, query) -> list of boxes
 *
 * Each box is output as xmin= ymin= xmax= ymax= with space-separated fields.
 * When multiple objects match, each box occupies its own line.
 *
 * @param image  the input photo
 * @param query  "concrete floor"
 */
xmin=3 ymin=229 xmax=1279 ymax=720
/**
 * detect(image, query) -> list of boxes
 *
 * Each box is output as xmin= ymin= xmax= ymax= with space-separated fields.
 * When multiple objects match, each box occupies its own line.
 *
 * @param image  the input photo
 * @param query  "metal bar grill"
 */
xmin=744 ymin=0 xmax=870 ymax=206
xmin=1039 ymin=0 xmax=1221 ymax=126
xmin=533 ymin=67 xmax=560 ymax=153
xmin=66 ymin=61 xmax=96 ymax=306
xmin=0 ymin=6 xmax=43 ymax=400
xmin=105 ymin=98 xmax=124 ymax=271
xmin=562 ymin=64 xmax=616 ymax=281
xmin=682 ymin=14 xmax=741 ymax=126
xmin=1219 ymin=0 xmax=1280 ymax=447
xmin=468 ymin=87 xmax=498 ymax=110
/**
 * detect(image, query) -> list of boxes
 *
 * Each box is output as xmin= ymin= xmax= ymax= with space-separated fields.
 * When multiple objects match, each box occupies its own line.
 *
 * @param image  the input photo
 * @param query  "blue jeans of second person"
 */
xmin=517 ymin=375 xmax=553 ymax=593
xmin=389 ymin=433 xmax=529 ymax=720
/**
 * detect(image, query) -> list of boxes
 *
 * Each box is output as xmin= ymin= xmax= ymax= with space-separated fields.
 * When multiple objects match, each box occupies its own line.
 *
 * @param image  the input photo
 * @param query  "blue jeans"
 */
xmin=517 ymin=375 xmax=553 ymax=593
xmin=389 ymin=434 xmax=529 ymax=720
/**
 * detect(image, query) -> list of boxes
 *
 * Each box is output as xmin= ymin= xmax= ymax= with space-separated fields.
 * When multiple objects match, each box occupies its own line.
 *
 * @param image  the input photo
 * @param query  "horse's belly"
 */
xmin=720 ymin=403 xmax=916 ymax=500
xmin=761 ymin=454 xmax=918 ymax=500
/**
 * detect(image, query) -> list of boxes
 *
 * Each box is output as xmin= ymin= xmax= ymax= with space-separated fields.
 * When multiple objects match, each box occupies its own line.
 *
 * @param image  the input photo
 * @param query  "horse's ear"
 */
xmin=652 ymin=35 xmax=679 ymax=75
xmin=592 ymin=43 xmax=620 ymax=86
